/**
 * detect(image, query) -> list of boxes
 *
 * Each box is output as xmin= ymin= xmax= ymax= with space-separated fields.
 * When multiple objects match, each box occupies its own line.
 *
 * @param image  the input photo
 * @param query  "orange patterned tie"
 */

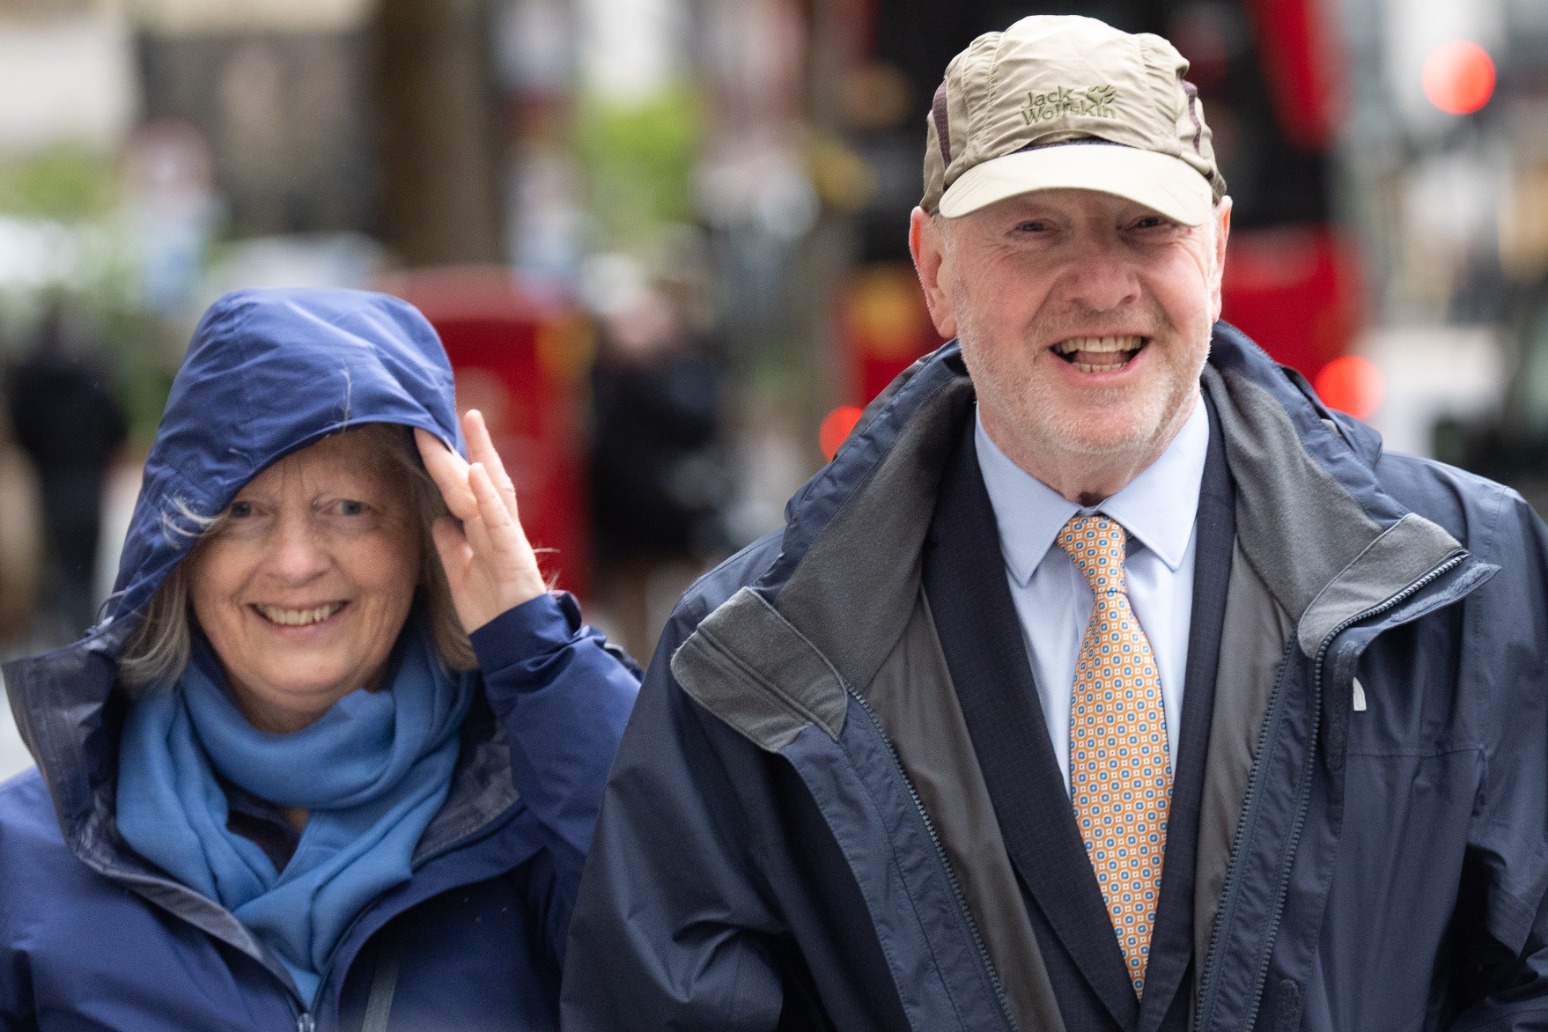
xmin=1057 ymin=514 xmax=1171 ymax=996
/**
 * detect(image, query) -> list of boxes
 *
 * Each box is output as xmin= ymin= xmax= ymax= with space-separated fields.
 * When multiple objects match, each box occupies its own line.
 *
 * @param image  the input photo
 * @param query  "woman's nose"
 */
xmin=266 ymin=514 xmax=329 ymax=580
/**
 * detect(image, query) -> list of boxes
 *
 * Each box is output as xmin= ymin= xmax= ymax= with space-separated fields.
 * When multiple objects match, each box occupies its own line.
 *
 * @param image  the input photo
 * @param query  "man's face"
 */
xmin=911 ymin=188 xmax=1231 ymax=493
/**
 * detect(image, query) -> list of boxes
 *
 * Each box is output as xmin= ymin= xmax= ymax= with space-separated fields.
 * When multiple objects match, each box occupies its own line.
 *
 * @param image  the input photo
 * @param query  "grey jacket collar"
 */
xmin=1204 ymin=357 xmax=1465 ymax=658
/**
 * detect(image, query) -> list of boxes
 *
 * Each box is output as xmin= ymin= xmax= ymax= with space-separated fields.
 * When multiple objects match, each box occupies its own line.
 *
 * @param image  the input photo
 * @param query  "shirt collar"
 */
xmin=975 ymin=394 xmax=1210 ymax=587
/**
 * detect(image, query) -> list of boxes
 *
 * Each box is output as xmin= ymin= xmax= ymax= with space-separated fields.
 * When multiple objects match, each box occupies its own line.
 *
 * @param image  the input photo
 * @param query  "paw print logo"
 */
xmin=1085 ymin=84 xmax=1118 ymax=117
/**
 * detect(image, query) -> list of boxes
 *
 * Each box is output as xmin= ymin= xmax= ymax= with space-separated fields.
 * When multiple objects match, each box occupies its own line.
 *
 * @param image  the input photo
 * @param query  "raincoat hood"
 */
xmin=109 ymin=287 xmax=465 ymax=626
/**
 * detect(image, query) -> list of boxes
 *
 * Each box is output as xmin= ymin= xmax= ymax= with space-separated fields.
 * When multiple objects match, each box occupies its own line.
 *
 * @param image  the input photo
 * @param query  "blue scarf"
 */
xmin=116 ymin=623 xmax=475 ymax=1004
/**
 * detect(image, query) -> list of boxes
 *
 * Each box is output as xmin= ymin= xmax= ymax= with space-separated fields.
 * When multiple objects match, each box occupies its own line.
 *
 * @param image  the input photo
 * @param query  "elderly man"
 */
xmin=563 ymin=15 xmax=1548 ymax=1031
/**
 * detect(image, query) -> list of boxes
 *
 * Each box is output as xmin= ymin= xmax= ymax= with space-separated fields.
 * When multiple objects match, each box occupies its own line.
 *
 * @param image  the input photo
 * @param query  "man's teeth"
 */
xmin=1053 ymin=335 xmax=1144 ymax=373
xmin=1052 ymin=335 xmax=1144 ymax=355
xmin=257 ymin=603 xmax=344 ymax=626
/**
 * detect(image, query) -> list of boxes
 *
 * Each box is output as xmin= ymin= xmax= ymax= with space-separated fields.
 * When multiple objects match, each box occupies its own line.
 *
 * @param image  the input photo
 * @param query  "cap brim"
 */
xmin=938 ymin=143 xmax=1214 ymax=226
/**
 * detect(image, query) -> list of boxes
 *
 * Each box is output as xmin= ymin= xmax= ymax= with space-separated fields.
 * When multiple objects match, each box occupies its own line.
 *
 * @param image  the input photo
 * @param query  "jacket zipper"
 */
xmin=1192 ymin=639 xmax=1297 ymax=1030
xmin=306 ymin=801 xmax=521 ymax=1016
xmin=1236 ymin=553 xmax=1467 ymax=1026
xmin=1195 ymin=552 xmax=1465 ymax=1030
xmin=845 ymin=685 xmax=1018 ymax=1032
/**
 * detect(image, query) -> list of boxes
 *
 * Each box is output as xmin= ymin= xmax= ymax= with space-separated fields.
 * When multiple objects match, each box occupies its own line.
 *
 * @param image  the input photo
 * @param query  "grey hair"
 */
xmin=117 ymin=423 xmax=476 ymax=692
xmin=162 ymin=495 xmax=224 ymax=542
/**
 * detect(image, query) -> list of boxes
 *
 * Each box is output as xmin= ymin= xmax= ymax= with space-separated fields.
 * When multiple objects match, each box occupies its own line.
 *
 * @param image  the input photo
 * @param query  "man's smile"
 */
xmin=1051 ymin=335 xmax=1147 ymax=373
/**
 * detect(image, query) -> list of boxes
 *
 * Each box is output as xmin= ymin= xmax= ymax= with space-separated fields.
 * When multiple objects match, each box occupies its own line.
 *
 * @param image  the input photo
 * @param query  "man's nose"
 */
xmin=1054 ymin=240 xmax=1141 ymax=311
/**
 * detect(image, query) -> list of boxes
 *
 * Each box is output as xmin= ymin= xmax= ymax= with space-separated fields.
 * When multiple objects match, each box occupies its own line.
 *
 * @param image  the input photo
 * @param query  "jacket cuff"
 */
xmin=468 ymin=591 xmax=582 ymax=673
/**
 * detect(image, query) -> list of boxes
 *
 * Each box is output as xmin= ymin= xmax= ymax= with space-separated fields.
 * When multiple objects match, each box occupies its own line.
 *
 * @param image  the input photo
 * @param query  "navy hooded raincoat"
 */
xmin=0 ymin=288 xmax=639 ymax=1031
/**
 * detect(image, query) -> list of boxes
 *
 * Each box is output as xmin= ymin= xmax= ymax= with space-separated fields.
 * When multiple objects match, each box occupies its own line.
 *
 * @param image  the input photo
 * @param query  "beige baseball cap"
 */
xmin=921 ymin=15 xmax=1226 ymax=226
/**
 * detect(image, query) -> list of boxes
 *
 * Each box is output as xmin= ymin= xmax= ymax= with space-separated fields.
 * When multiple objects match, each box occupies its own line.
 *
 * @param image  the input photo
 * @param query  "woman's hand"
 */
xmin=416 ymin=410 xmax=548 ymax=633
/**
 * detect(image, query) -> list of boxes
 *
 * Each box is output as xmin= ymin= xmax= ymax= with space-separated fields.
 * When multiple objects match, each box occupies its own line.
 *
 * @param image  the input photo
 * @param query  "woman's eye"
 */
xmin=337 ymin=499 xmax=366 ymax=517
xmin=228 ymin=500 xmax=254 ymax=519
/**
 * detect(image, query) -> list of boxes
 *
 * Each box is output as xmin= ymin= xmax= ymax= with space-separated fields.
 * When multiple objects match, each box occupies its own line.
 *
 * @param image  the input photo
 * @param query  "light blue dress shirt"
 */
xmin=974 ymin=396 xmax=1209 ymax=793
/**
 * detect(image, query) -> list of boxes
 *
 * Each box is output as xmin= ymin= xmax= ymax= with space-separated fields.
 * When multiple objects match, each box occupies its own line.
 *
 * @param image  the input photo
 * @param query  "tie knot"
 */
xmin=1056 ymin=514 xmax=1128 ymax=592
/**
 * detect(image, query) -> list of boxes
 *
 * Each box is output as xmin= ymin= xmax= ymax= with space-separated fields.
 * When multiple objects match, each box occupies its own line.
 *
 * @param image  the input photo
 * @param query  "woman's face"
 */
xmin=188 ymin=430 xmax=421 ymax=733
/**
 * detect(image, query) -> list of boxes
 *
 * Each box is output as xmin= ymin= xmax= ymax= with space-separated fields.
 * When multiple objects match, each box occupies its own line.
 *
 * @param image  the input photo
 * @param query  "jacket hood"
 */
xmin=107 ymin=287 xmax=466 ymax=627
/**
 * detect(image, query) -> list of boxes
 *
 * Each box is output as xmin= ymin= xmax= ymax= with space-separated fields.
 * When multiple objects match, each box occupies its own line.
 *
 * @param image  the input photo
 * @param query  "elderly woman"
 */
xmin=0 ymin=288 xmax=639 ymax=1031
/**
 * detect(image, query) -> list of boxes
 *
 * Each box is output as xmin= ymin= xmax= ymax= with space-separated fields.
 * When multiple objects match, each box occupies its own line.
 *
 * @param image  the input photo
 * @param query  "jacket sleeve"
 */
xmin=468 ymin=591 xmax=641 ymax=962
xmin=559 ymin=600 xmax=790 ymax=1031
xmin=1447 ymin=496 xmax=1548 ymax=1029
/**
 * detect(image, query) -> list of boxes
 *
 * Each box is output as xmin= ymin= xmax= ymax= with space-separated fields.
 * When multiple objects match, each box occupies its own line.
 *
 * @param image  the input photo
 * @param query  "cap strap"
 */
xmin=1181 ymin=78 xmax=1202 ymax=154
xmin=933 ymin=81 xmax=953 ymax=167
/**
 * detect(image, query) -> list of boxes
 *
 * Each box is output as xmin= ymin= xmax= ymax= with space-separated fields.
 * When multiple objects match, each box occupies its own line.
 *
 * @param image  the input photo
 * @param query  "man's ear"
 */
xmin=1209 ymin=196 xmax=1233 ymax=321
xmin=909 ymin=207 xmax=959 ymax=340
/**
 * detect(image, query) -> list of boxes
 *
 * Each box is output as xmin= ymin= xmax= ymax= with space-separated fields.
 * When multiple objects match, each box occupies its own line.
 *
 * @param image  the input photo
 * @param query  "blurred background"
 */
xmin=3 ymin=0 xmax=1548 ymax=778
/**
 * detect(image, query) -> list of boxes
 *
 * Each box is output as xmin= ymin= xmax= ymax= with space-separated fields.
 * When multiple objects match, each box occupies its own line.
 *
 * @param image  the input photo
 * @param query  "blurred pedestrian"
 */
xmin=564 ymin=15 xmax=1548 ymax=1030
xmin=5 ymin=299 xmax=127 ymax=640
xmin=588 ymin=283 xmax=730 ymax=659
xmin=0 ymin=389 xmax=42 ymax=647
xmin=0 ymin=288 xmax=638 ymax=1030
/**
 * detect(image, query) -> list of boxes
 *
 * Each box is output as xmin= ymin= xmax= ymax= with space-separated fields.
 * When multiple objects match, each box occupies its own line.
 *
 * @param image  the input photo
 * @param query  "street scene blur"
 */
xmin=2 ymin=0 xmax=1547 ymax=780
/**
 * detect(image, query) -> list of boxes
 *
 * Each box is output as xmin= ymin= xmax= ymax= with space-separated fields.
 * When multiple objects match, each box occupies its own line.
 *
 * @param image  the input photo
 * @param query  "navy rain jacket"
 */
xmin=0 ymin=288 xmax=639 ymax=1032
xmin=564 ymin=326 xmax=1548 ymax=1031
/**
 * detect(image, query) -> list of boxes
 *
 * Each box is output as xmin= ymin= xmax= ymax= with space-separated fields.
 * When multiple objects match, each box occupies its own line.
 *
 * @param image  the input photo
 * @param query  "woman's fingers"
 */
xmin=463 ymin=410 xmax=520 ymax=515
xmin=418 ymin=420 xmax=547 ymax=630
xmin=414 ymin=427 xmax=477 ymax=519
xmin=420 ymin=417 xmax=520 ymax=524
xmin=470 ymin=462 xmax=514 ymax=533
xmin=470 ymin=461 xmax=546 ymax=608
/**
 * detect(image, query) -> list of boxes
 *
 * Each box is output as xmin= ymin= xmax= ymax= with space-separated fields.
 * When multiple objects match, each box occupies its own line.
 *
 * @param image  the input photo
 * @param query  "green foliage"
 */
xmin=572 ymin=82 xmax=703 ymax=251
xmin=0 ymin=144 xmax=120 ymax=221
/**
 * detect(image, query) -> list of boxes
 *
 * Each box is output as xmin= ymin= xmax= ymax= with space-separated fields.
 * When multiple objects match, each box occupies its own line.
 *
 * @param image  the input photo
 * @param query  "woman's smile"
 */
xmin=252 ymin=601 xmax=347 ymax=627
